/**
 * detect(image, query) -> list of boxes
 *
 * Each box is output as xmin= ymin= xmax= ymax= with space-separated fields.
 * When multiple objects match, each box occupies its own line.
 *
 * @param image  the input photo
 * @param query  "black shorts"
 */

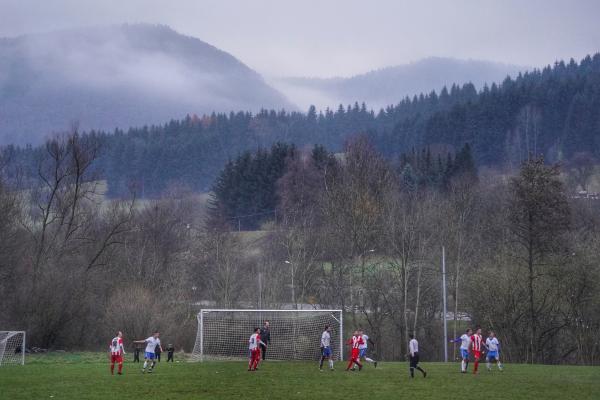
xmin=410 ymin=353 xmax=419 ymax=368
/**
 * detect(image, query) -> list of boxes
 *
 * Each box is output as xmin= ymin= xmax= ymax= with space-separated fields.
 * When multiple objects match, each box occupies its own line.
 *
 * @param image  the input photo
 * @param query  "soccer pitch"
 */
xmin=0 ymin=353 xmax=598 ymax=400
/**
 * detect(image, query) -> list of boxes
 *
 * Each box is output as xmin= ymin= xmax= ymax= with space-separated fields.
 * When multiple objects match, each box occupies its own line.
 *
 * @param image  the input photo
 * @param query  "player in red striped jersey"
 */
xmin=345 ymin=330 xmax=364 ymax=371
xmin=248 ymin=328 xmax=266 ymax=371
xmin=470 ymin=327 xmax=485 ymax=374
xmin=109 ymin=331 xmax=125 ymax=375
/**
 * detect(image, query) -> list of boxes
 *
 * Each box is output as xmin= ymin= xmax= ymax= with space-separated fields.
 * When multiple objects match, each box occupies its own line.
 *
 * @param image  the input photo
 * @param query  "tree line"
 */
xmin=3 ymin=53 xmax=600 ymax=198
xmin=208 ymin=142 xmax=477 ymax=230
xmin=2 ymin=131 xmax=598 ymax=366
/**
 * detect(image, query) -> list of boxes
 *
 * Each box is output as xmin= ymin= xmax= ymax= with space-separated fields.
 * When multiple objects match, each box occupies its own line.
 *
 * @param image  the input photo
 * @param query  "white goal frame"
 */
xmin=0 ymin=331 xmax=26 ymax=366
xmin=192 ymin=309 xmax=343 ymax=362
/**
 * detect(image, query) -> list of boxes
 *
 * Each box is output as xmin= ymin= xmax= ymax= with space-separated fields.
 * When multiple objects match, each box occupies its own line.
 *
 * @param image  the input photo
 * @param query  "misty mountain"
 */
xmin=4 ymin=53 xmax=600 ymax=198
xmin=0 ymin=24 xmax=292 ymax=144
xmin=275 ymin=57 xmax=525 ymax=110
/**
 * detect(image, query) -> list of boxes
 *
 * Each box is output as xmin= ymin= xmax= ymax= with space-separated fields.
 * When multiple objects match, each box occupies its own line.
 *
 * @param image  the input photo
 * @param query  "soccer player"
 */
xmin=450 ymin=328 xmax=473 ymax=373
xmin=470 ymin=327 xmax=484 ymax=374
xmin=259 ymin=321 xmax=271 ymax=361
xmin=345 ymin=330 xmax=363 ymax=371
xmin=133 ymin=342 xmax=142 ymax=363
xmin=486 ymin=331 xmax=503 ymax=371
xmin=166 ymin=344 xmax=175 ymax=362
xmin=109 ymin=331 xmax=125 ymax=375
xmin=319 ymin=325 xmax=334 ymax=371
xmin=134 ymin=331 xmax=162 ymax=373
xmin=155 ymin=343 xmax=162 ymax=362
xmin=357 ymin=329 xmax=378 ymax=368
xmin=408 ymin=333 xmax=427 ymax=378
xmin=248 ymin=327 xmax=266 ymax=371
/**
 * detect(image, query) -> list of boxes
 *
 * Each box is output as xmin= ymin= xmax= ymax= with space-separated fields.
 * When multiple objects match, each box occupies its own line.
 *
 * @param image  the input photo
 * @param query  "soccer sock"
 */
xmin=319 ymin=356 xmax=324 ymax=369
xmin=365 ymin=357 xmax=374 ymax=363
xmin=111 ymin=363 xmax=114 ymax=374
xmin=329 ymin=359 xmax=334 ymax=369
xmin=346 ymin=359 xmax=354 ymax=370
xmin=143 ymin=360 xmax=148 ymax=369
xmin=118 ymin=363 xmax=123 ymax=374
xmin=410 ymin=367 xmax=414 ymax=378
xmin=461 ymin=360 xmax=465 ymax=372
xmin=416 ymin=366 xmax=426 ymax=376
xmin=474 ymin=361 xmax=479 ymax=373
xmin=356 ymin=361 xmax=363 ymax=370
xmin=498 ymin=361 xmax=503 ymax=370
xmin=487 ymin=361 xmax=491 ymax=370
xmin=151 ymin=361 xmax=156 ymax=370
xmin=465 ymin=360 xmax=469 ymax=371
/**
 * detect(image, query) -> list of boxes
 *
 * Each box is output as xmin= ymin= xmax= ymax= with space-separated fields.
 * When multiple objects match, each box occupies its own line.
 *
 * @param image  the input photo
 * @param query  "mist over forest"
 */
xmin=0 ymin=24 xmax=291 ymax=144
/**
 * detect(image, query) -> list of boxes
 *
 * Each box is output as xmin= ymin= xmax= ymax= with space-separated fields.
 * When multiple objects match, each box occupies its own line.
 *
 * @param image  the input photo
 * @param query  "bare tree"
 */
xmin=17 ymin=131 xmax=135 ymax=347
xmin=320 ymin=136 xmax=394 ymax=327
xmin=508 ymin=157 xmax=570 ymax=363
xmin=443 ymin=175 xmax=480 ymax=358
xmin=383 ymin=188 xmax=439 ymax=357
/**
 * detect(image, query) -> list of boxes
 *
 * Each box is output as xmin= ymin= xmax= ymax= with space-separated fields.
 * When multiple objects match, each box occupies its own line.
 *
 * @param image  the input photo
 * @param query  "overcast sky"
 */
xmin=1 ymin=0 xmax=599 ymax=77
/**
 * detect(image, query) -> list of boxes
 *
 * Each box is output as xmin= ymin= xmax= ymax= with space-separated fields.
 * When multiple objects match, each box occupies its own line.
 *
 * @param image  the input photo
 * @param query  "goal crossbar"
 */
xmin=193 ymin=309 xmax=343 ymax=362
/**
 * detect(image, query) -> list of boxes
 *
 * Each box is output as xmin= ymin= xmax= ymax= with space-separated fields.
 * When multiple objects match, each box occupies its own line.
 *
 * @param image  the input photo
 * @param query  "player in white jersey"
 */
xmin=319 ymin=325 xmax=334 ymax=371
xmin=485 ymin=331 xmax=503 ymax=371
xmin=357 ymin=329 xmax=378 ymax=368
xmin=134 ymin=331 xmax=163 ymax=373
xmin=450 ymin=328 xmax=472 ymax=373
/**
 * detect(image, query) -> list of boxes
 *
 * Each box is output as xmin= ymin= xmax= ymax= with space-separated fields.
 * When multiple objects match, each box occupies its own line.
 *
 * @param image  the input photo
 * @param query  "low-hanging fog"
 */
xmin=0 ymin=24 xmax=291 ymax=144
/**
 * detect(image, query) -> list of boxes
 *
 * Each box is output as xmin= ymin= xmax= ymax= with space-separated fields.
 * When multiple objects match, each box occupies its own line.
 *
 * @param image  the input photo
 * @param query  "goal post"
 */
xmin=0 ymin=331 xmax=26 ymax=366
xmin=192 ymin=309 xmax=343 ymax=362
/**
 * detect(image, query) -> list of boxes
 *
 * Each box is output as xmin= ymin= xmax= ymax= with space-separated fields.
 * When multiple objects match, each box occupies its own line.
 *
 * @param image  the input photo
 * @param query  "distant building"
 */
xmin=572 ymin=191 xmax=600 ymax=200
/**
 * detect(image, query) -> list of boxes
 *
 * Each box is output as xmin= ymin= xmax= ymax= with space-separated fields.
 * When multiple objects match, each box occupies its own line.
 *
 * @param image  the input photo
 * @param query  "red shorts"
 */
xmin=111 ymin=354 xmax=123 ymax=363
xmin=250 ymin=349 xmax=260 ymax=361
xmin=351 ymin=349 xmax=359 ymax=360
xmin=473 ymin=350 xmax=482 ymax=360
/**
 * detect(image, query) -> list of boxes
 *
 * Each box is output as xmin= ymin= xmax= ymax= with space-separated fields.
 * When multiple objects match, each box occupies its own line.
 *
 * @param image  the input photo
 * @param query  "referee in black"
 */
xmin=409 ymin=333 xmax=427 ymax=378
xmin=260 ymin=321 xmax=271 ymax=360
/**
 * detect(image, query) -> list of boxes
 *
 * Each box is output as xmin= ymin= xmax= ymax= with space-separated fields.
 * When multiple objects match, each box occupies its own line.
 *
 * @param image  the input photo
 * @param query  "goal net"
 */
xmin=192 ymin=309 xmax=343 ymax=362
xmin=0 ymin=331 xmax=25 ymax=366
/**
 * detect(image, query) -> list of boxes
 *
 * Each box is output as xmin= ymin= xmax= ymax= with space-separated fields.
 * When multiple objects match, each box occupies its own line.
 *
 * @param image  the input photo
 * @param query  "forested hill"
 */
xmin=0 ymin=24 xmax=292 ymax=144
xmin=276 ymin=57 xmax=525 ymax=110
xmin=3 ymin=53 xmax=600 ymax=198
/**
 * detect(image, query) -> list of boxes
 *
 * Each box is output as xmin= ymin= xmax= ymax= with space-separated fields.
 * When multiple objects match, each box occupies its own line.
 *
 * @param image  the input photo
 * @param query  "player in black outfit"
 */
xmin=155 ymin=343 xmax=162 ymax=362
xmin=259 ymin=321 xmax=271 ymax=360
xmin=166 ymin=344 xmax=175 ymax=362
xmin=409 ymin=333 xmax=427 ymax=378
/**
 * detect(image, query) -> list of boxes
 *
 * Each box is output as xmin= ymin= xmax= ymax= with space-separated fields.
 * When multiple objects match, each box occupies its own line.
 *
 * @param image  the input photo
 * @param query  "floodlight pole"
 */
xmin=442 ymin=246 xmax=448 ymax=363
xmin=285 ymin=260 xmax=296 ymax=309
xmin=258 ymin=271 xmax=263 ymax=309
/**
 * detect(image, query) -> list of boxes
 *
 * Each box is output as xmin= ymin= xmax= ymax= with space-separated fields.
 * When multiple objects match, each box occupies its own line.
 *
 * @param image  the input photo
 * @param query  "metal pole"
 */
xmin=339 ymin=311 xmax=344 ymax=362
xmin=22 ymin=332 xmax=25 ymax=365
xmin=291 ymin=263 xmax=296 ymax=309
xmin=258 ymin=272 xmax=262 ymax=309
xmin=442 ymin=246 xmax=448 ymax=362
xmin=200 ymin=312 xmax=204 ymax=362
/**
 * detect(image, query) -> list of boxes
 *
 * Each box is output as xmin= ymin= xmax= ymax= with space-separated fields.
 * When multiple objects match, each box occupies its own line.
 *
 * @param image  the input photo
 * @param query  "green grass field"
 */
xmin=1 ymin=353 xmax=598 ymax=400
